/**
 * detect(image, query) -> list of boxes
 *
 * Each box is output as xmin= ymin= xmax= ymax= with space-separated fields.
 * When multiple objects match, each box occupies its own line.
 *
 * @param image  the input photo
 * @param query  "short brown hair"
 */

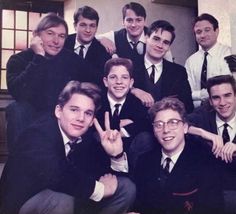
xmin=57 ymin=81 xmax=101 ymax=114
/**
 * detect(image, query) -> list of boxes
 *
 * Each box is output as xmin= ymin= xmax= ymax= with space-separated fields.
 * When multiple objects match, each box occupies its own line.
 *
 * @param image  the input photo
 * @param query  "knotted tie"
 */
xmin=130 ymin=41 xmax=139 ymax=54
xmin=150 ymin=64 xmax=155 ymax=84
xmin=112 ymin=103 xmax=121 ymax=130
xmin=78 ymin=45 xmax=85 ymax=58
xmin=200 ymin=52 xmax=208 ymax=89
xmin=163 ymin=157 xmax=172 ymax=174
xmin=222 ymin=123 xmax=230 ymax=144
xmin=67 ymin=138 xmax=82 ymax=163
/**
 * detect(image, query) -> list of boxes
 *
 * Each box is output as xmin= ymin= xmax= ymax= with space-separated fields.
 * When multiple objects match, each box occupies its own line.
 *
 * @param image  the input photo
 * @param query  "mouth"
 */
xmin=71 ymin=124 xmax=84 ymax=130
xmin=163 ymin=136 xmax=175 ymax=142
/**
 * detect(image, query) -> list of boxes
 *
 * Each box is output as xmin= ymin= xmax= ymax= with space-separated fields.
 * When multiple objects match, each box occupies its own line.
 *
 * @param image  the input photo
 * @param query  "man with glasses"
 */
xmin=131 ymin=97 xmax=223 ymax=214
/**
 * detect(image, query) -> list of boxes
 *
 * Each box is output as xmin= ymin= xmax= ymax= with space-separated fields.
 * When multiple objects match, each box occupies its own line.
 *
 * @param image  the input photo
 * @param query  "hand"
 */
xmin=94 ymin=112 xmax=123 ymax=157
xmin=131 ymin=88 xmax=154 ymax=107
xmin=30 ymin=35 xmax=45 ymax=56
xmin=220 ymin=142 xmax=236 ymax=163
xmin=99 ymin=173 xmax=118 ymax=198
xmin=99 ymin=37 xmax=116 ymax=55
xmin=120 ymin=119 xmax=133 ymax=128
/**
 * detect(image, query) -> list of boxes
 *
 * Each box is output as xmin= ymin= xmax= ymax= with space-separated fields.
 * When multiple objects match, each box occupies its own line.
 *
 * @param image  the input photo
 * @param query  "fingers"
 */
xmin=93 ymin=118 xmax=103 ymax=135
xmin=104 ymin=111 xmax=111 ymax=130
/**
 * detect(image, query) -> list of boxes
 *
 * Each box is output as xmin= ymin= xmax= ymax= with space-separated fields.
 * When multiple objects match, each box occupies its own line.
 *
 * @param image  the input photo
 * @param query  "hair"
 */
xmin=147 ymin=20 xmax=176 ymax=44
xmin=148 ymin=97 xmax=187 ymax=122
xmin=57 ymin=81 xmax=102 ymax=113
xmin=34 ymin=13 xmax=68 ymax=36
xmin=73 ymin=6 xmax=99 ymax=25
xmin=206 ymin=75 xmax=236 ymax=96
xmin=194 ymin=13 xmax=219 ymax=31
xmin=104 ymin=57 xmax=134 ymax=78
xmin=122 ymin=2 xmax=146 ymax=20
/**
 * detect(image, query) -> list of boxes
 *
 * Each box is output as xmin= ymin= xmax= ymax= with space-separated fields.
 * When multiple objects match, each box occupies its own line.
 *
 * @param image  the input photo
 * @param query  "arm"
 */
xmin=130 ymin=87 xmax=154 ymax=108
xmin=96 ymin=31 xmax=116 ymax=55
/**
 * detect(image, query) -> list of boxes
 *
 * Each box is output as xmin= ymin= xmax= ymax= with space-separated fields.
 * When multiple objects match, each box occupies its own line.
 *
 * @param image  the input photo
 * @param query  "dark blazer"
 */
xmin=133 ymin=58 xmax=194 ymax=113
xmin=0 ymin=116 xmax=111 ymax=214
xmin=96 ymin=92 xmax=151 ymax=146
xmin=188 ymin=105 xmax=236 ymax=190
xmin=133 ymin=136 xmax=223 ymax=214
xmin=64 ymin=34 xmax=111 ymax=87
xmin=7 ymin=48 xmax=92 ymax=113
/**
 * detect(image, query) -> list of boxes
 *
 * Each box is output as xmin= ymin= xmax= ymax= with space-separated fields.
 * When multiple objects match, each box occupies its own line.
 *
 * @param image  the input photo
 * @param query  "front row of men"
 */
xmin=1 ymin=70 xmax=236 ymax=214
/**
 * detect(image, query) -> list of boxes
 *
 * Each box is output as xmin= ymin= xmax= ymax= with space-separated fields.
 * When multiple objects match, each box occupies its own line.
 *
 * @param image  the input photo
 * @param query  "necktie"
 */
xmin=200 ymin=52 xmax=208 ymax=89
xmin=78 ymin=45 xmax=85 ymax=58
xmin=150 ymin=64 xmax=155 ymax=84
xmin=130 ymin=41 xmax=139 ymax=54
xmin=222 ymin=123 xmax=230 ymax=144
xmin=163 ymin=157 xmax=172 ymax=174
xmin=67 ymin=138 xmax=82 ymax=164
xmin=112 ymin=103 xmax=121 ymax=130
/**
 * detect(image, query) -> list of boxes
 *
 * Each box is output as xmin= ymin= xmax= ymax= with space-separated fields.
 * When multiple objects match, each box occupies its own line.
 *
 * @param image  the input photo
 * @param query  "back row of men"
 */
xmin=1 ymin=1 xmax=236 ymax=214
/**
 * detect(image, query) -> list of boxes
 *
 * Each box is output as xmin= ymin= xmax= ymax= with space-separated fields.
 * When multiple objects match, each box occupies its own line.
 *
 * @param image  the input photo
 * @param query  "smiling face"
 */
xmin=194 ymin=20 xmax=218 ymax=51
xmin=123 ymin=9 xmax=145 ymax=42
xmin=38 ymin=24 xmax=66 ymax=56
xmin=74 ymin=16 xmax=97 ymax=45
xmin=209 ymin=83 xmax=236 ymax=122
xmin=153 ymin=109 xmax=188 ymax=156
xmin=103 ymin=65 xmax=134 ymax=102
xmin=146 ymin=28 xmax=172 ymax=64
xmin=55 ymin=93 xmax=95 ymax=140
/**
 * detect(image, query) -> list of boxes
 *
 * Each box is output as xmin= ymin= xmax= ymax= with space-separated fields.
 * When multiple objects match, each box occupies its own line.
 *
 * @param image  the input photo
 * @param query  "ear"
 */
xmin=89 ymin=117 xmax=95 ymax=127
xmin=215 ymin=28 xmax=219 ymax=37
xmin=183 ymin=123 xmax=188 ymax=134
xmin=209 ymin=98 xmax=213 ymax=106
xmin=55 ymin=105 xmax=62 ymax=119
xmin=103 ymin=77 xmax=108 ymax=87
xmin=73 ymin=22 xmax=77 ymax=31
xmin=129 ymin=78 xmax=134 ymax=88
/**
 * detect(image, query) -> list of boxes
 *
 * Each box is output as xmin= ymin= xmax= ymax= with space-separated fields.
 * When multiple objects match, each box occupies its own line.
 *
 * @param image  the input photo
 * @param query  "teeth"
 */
xmin=163 ymin=137 xmax=174 ymax=141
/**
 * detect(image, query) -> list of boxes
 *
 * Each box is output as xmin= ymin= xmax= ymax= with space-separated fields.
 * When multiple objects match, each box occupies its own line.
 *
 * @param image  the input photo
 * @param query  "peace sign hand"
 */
xmin=94 ymin=112 xmax=123 ymax=157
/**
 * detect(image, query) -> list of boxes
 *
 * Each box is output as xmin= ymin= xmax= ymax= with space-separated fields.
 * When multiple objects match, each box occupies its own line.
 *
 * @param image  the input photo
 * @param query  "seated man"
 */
xmin=132 ymin=97 xmax=223 ymax=214
xmin=97 ymin=57 xmax=151 ymax=148
xmin=6 ymin=13 xmax=92 ymax=151
xmin=188 ymin=74 xmax=236 ymax=213
xmin=0 ymin=81 xmax=136 ymax=214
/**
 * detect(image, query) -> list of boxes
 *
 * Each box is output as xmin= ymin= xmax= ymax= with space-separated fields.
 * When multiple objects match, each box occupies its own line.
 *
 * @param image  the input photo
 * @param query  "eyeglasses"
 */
xmin=152 ymin=118 xmax=183 ymax=131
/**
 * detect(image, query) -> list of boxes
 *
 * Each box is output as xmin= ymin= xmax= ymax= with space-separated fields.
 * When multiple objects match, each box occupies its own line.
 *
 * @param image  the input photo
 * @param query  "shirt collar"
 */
xmin=107 ymin=93 xmax=126 ymax=109
xmin=126 ymin=30 xmax=146 ymax=44
xmin=74 ymin=38 xmax=92 ymax=51
xmin=216 ymin=112 xmax=236 ymax=129
xmin=58 ymin=122 xmax=82 ymax=146
xmin=161 ymin=147 xmax=184 ymax=166
xmin=144 ymin=55 xmax=163 ymax=70
xmin=200 ymin=42 xmax=220 ymax=57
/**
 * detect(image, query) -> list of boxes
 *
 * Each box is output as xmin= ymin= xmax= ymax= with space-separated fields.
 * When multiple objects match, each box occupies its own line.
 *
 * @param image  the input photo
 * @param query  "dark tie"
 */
xmin=149 ymin=64 xmax=155 ymax=84
xmin=200 ymin=52 xmax=208 ymax=89
xmin=67 ymin=138 xmax=82 ymax=162
xmin=130 ymin=41 xmax=139 ymax=54
xmin=112 ymin=103 xmax=121 ymax=130
xmin=163 ymin=157 xmax=172 ymax=174
xmin=78 ymin=45 xmax=85 ymax=58
xmin=222 ymin=123 xmax=230 ymax=144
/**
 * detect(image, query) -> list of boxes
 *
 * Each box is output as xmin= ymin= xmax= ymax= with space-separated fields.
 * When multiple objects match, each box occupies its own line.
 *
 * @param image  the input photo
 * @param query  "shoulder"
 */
xmin=163 ymin=59 xmax=187 ymax=73
xmin=114 ymin=28 xmax=127 ymax=37
xmin=186 ymin=50 xmax=201 ymax=62
xmin=8 ymin=49 xmax=34 ymax=61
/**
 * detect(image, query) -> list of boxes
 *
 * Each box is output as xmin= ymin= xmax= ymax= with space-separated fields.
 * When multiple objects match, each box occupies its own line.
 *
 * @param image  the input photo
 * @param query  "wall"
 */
xmin=64 ymin=0 xmax=197 ymax=65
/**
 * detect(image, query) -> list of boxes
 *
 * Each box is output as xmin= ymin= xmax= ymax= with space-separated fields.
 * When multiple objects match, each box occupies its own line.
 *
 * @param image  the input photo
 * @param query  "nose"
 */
xmin=77 ymin=111 xmax=85 ymax=121
xmin=163 ymin=122 xmax=170 ymax=133
xmin=85 ymin=26 xmax=91 ymax=32
xmin=116 ymin=77 xmax=122 ymax=84
xmin=53 ymin=35 xmax=59 ymax=44
xmin=219 ymin=97 xmax=226 ymax=106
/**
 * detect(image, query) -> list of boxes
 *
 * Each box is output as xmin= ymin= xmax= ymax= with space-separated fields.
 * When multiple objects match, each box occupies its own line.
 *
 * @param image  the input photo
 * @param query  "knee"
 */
xmin=117 ymin=177 xmax=136 ymax=204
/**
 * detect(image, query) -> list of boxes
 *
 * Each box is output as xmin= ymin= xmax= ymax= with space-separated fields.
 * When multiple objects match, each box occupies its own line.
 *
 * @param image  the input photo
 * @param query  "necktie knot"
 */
xmin=67 ymin=137 xmax=82 ymax=152
xmin=113 ymin=103 xmax=121 ymax=116
xmin=222 ymin=123 xmax=230 ymax=144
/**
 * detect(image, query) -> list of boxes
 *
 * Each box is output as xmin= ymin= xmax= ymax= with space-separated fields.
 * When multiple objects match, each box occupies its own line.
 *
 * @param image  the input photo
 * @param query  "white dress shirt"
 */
xmin=185 ymin=42 xmax=231 ymax=107
xmin=145 ymin=56 xmax=163 ymax=83
xmin=74 ymin=39 xmax=92 ymax=58
xmin=216 ymin=113 xmax=236 ymax=142
xmin=161 ymin=148 xmax=183 ymax=173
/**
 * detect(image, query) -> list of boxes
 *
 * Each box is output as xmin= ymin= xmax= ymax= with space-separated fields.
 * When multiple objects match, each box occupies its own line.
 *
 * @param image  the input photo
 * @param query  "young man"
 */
xmin=97 ymin=57 xmax=151 ymax=154
xmin=6 ymin=13 xmax=92 ymax=151
xmin=132 ymin=20 xmax=194 ymax=113
xmin=64 ymin=6 xmax=111 ymax=87
xmin=132 ymin=97 xmax=223 ymax=214
xmin=185 ymin=13 xmax=231 ymax=107
xmin=188 ymin=75 xmax=236 ymax=213
xmin=98 ymin=2 xmax=172 ymax=62
xmin=0 ymin=81 xmax=135 ymax=214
